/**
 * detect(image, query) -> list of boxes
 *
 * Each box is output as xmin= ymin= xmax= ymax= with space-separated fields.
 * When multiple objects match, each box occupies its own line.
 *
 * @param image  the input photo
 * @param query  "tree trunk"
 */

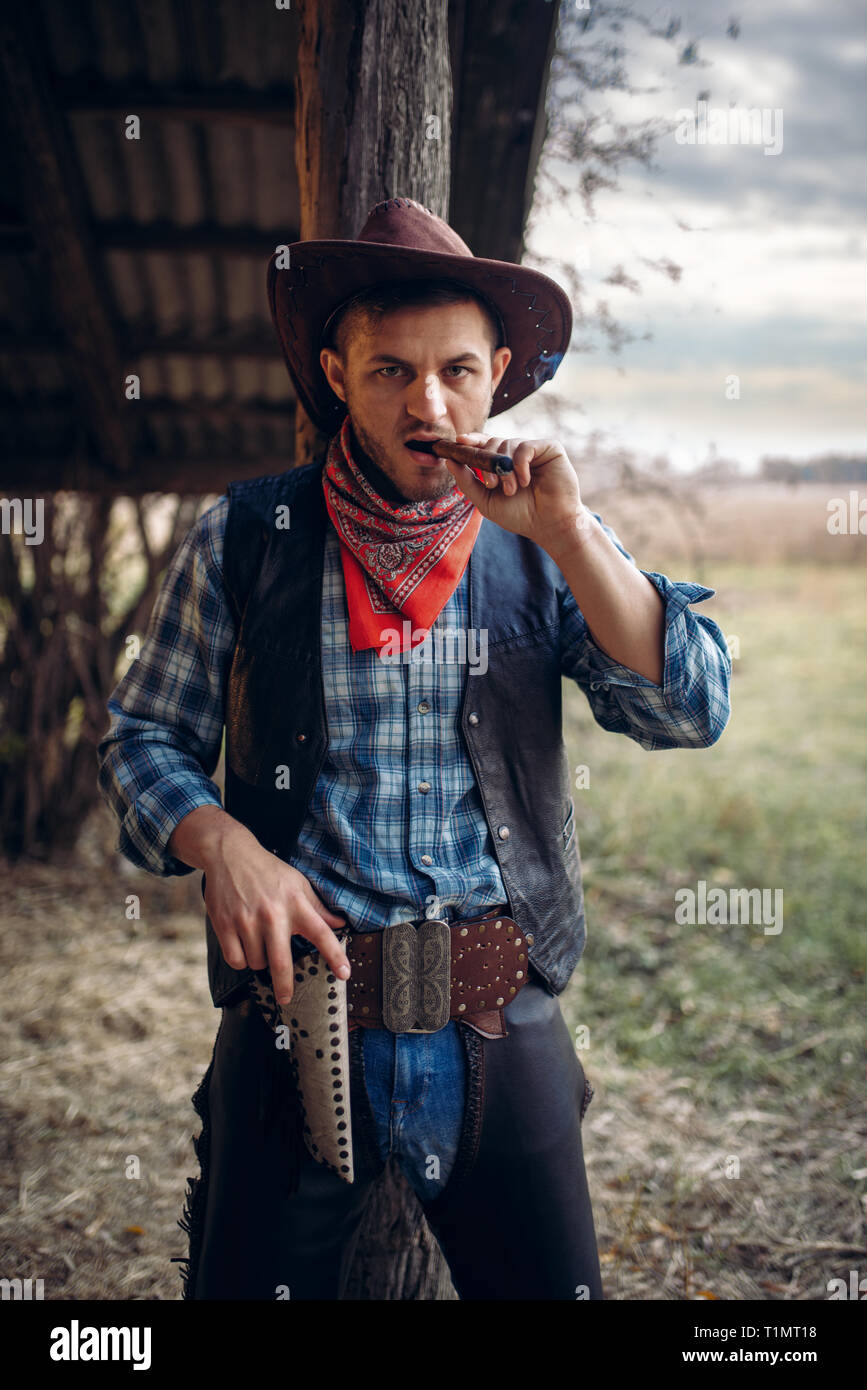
xmin=293 ymin=0 xmax=452 ymax=469
xmin=293 ymin=0 xmax=457 ymax=1299
xmin=0 ymin=493 xmax=201 ymax=860
xmin=342 ymin=1157 xmax=458 ymax=1300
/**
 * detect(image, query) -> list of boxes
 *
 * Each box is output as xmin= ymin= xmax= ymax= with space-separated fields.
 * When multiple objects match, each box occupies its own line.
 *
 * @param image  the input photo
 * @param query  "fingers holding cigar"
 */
xmin=408 ymin=437 xmax=513 ymax=475
xmin=437 ymin=434 xmax=580 ymax=544
xmin=454 ymin=435 xmax=533 ymax=495
xmin=437 ymin=441 xmax=514 ymax=475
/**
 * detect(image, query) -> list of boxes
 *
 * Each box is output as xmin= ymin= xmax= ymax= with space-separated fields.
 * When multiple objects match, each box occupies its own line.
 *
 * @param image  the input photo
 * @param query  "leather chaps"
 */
xmin=181 ymin=971 xmax=603 ymax=1301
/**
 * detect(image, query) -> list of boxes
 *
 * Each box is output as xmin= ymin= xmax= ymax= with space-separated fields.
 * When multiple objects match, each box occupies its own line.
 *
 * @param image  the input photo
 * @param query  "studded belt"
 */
xmin=346 ymin=907 xmax=534 ymax=1040
xmin=245 ymin=907 xmax=535 ymax=1186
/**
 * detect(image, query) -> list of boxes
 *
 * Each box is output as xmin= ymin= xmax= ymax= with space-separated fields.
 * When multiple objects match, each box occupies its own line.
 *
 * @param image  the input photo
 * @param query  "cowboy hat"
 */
xmin=267 ymin=197 xmax=572 ymax=434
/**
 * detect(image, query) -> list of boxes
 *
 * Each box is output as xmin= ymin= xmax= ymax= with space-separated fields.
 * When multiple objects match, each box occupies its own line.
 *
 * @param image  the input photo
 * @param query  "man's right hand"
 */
xmin=168 ymin=806 xmax=350 ymax=1005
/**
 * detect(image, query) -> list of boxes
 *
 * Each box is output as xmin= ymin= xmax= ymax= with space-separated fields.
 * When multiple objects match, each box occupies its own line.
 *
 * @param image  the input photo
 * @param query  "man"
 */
xmin=97 ymin=197 xmax=731 ymax=1302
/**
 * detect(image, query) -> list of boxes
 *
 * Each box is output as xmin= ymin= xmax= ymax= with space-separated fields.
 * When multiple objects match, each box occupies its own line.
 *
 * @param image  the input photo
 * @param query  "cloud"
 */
xmin=526 ymin=0 xmax=867 ymax=468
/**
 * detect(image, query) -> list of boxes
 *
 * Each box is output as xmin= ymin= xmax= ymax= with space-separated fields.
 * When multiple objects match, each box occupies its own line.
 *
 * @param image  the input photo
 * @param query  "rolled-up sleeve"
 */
xmin=96 ymin=495 xmax=236 ymax=875
xmin=559 ymin=515 xmax=732 ymax=750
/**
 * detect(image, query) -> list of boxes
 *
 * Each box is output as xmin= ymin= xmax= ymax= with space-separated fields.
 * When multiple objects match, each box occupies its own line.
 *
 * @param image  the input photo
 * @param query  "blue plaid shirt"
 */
xmin=97 ymin=493 xmax=730 ymax=929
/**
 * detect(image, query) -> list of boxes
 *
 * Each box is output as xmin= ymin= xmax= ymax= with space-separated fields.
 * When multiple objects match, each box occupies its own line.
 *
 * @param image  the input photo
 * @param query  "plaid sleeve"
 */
xmin=559 ymin=513 xmax=732 ymax=750
xmin=96 ymin=494 xmax=235 ymax=876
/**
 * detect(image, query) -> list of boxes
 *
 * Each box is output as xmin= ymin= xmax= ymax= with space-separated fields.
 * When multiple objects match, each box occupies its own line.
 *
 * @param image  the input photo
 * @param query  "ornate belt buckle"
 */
xmin=382 ymin=918 xmax=451 ymax=1033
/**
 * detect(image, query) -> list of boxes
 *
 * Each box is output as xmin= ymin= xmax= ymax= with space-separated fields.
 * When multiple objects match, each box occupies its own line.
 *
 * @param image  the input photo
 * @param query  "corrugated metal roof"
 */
xmin=0 ymin=0 xmax=559 ymax=492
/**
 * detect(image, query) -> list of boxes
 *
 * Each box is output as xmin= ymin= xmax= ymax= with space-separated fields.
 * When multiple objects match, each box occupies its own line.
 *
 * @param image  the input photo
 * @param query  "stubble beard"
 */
xmin=345 ymin=390 xmax=494 ymax=504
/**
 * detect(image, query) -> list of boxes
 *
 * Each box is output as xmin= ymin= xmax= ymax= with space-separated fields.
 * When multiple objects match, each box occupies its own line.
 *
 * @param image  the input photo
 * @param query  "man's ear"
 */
xmin=491 ymin=345 xmax=511 ymax=393
xmin=320 ymin=348 xmax=347 ymax=403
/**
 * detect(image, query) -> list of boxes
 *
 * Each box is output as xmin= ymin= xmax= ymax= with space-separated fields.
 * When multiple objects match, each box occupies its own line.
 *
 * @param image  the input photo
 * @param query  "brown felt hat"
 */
xmin=267 ymin=196 xmax=572 ymax=433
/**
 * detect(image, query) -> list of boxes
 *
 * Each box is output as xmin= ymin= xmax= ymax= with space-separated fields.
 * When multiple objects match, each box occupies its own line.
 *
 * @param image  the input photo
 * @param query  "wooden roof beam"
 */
xmin=1 ymin=395 xmax=295 ymax=424
xmin=0 ymin=220 xmax=299 ymax=256
xmin=95 ymin=221 xmax=298 ymax=254
xmin=449 ymin=0 xmax=561 ymax=263
xmin=0 ymin=330 xmax=280 ymax=359
xmin=54 ymin=79 xmax=295 ymax=127
xmin=0 ymin=11 xmax=134 ymax=475
xmin=0 ymin=453 xmax=292 ymax=496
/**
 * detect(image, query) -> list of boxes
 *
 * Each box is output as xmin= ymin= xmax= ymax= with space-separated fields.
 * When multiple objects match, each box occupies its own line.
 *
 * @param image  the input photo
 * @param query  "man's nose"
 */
xmin=406 ymin=372 xmax=448 ymax=422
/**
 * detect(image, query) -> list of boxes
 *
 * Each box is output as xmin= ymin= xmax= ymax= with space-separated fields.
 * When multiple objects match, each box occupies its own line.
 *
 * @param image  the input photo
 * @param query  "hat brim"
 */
xmin=267 ymin=240 xmax=572 ymax=434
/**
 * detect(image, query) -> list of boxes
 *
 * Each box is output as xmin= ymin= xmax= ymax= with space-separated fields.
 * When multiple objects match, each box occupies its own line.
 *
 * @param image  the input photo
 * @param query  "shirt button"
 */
xmin=417 ymin=700 xmax=431 ymax=714
xmin=468 ymin=712 xmax=480 ymax=726
xmin=420 ymin=854 xmax=433 ymax=866
xmin=417 ymin=781 xmax=431 ymax=794
xmin=497 ymin=825 xmax=510 ymax=841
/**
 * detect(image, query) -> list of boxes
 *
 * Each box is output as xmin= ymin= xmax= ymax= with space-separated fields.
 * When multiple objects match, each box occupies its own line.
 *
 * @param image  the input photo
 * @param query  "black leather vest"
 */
xmin=204 ymin=460 xmax=586 ymax=1006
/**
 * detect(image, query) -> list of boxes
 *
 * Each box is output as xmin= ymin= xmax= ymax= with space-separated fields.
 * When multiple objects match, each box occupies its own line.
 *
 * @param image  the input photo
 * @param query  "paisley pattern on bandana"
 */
xmin=322 ymin=417 xmax=483 ymax=652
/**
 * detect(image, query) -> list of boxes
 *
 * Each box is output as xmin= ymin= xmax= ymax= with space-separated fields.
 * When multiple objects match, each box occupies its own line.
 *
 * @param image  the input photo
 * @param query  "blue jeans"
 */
xmin=358 ymin=1022 xmax=467 ymax=1201
xmin=187 ymin=979 xmax=603 ymax=1299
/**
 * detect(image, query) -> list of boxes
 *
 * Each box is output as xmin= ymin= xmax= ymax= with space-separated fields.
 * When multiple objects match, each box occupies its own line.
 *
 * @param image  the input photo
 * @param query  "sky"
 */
xmin=500 ymin=0 xmax=867 ymax=473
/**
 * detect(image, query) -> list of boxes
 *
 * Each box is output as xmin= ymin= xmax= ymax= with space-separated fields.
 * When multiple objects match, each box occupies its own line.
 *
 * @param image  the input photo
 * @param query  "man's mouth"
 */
xmin=404 ymin=437 xmax=451 ymax=463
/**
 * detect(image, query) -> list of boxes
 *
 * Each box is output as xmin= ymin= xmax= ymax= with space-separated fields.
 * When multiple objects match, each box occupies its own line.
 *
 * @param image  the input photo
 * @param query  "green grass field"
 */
xmin=562 ymin=562 xmax=867 ymax=1114
xmin=2 ymin=539 xmax=863 ymax=1298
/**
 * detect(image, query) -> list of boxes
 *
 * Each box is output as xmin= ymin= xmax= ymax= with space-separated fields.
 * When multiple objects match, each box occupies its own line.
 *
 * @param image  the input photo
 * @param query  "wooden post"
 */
xmin=292 ymin=0 xmax=452 ymax=469
xmin=293 ymin=0 xmax=458 ymax=1299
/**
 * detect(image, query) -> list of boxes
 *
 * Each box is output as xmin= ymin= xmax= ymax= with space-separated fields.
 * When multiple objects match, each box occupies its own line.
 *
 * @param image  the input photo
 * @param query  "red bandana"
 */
xmin=321 ymin=418 xmax=483 ymax=653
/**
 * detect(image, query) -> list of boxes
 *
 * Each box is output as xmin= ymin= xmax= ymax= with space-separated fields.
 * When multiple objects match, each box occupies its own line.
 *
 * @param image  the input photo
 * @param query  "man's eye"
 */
xmin=375 ymin=364 xmax=470 ymax=379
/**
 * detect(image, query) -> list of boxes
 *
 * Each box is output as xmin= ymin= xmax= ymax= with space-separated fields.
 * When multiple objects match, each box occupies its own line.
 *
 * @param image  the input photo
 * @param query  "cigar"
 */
xmin=407 ymin=438 xmax=514 ymax=475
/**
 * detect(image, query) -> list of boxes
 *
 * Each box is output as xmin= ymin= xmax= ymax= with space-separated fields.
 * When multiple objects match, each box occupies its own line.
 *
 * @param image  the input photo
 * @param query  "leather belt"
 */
xmin=346 ymin=907 xmax=534 ymax=1040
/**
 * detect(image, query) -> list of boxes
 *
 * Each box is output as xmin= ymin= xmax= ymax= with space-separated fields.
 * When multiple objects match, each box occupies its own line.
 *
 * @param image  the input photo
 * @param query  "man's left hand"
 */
xmin=443 ymin=433 xmax=587 ymax=556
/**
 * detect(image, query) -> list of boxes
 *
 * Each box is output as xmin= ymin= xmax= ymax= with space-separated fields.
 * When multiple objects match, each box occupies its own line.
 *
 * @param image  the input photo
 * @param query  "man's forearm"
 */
xmin=544 ymin=510 xmax=666 ymax=685
xmin=168 ymin=804 xmax=257 ymax=873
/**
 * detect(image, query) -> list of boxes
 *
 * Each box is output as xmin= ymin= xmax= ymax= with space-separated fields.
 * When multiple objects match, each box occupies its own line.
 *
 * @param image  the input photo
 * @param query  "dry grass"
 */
xmin=583 ymin=480 xmax=865 ymax=571
xmin=1 ymin=482 xmax=863 ymax=1300
xmin=1 ymin=806 xmax=862 ymax=1301
xmin=0 ymin=811 xmax=215 ymax=1301
xmin=576 ymin=1044 xmax=865 ymax=1301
